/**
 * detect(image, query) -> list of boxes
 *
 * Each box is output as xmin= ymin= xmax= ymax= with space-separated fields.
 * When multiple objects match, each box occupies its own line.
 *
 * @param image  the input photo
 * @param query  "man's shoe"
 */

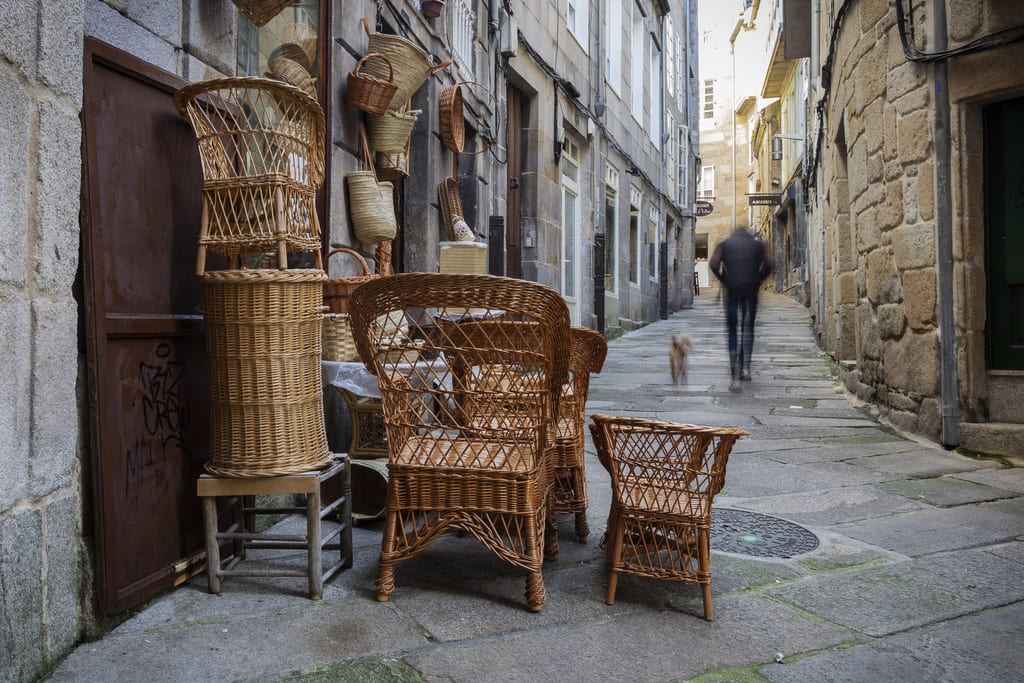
xmin=740 ymin=369 xmax=751 ymax=381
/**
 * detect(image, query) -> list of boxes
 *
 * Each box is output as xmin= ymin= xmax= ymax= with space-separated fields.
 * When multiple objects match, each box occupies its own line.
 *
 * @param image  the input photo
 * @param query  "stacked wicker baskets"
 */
xmin=176 ymin=77 xmax=332 ymax=478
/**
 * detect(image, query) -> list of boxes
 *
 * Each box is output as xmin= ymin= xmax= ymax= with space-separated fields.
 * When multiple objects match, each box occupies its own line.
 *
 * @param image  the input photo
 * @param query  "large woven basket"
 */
xmin=346 ymin=53 xmax=397 ymax=115
xmin=362 ymin=18 xmax=450 ymax=110
xmin=201 ymin=268 xmax=331 ymax=477
xmin=346 ymin=124 xmax=397 ymax=244
xmin=324 ymin=247 xmax=375 ymax=314
xmin=367 ymin=108 xmax=420 ymax=153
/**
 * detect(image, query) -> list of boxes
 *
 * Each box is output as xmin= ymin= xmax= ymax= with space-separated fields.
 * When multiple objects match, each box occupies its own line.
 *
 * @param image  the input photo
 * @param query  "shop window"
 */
xmin=237 ymin=2 xmax=321 ymax=99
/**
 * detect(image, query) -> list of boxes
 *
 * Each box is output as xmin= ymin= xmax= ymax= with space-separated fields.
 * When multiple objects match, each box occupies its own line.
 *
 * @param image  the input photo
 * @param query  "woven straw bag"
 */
xmin=361 ymin=17 xmax=451 ymax=110
xmin=323 ymin=247 xmax=376 ymax=314
xmin=346 ymin=53 xmax=397 ymax=115
xmin=346 ymin=123 xmax=397 ymax=244
xmin=367 ymin=108 xmax=420 ymax=153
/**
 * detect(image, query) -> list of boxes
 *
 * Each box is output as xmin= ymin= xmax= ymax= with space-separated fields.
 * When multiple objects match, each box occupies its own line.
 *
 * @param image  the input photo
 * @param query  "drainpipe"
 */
xmin=811 ymin=0 xmax=826 ymax=341
xmin=933 ymin=1 xmax=960 ymax=447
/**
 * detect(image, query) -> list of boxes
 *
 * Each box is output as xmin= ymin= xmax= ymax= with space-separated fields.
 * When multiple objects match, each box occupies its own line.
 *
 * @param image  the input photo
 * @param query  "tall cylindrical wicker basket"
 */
xmin=202 ymin=268 xmax=332 ymax=477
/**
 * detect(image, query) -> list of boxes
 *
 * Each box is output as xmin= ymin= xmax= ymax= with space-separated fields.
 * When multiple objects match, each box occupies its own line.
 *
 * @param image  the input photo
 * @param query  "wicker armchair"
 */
xmin=547 ymin=327 xmax=607 ymax=553
xmin=349 ymin=273 xmax=571 ymax=611
xmin=174 ymin=77 xmax=326 ymax=274
xmin=588 ymin=414 xmax=747 ymax=620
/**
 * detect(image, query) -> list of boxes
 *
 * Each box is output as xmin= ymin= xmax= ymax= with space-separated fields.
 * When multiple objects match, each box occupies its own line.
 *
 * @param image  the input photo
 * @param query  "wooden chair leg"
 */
xmin=699 ymin=528 xmax=713 ymax=621
xmin=574 ymin=510 xmax=590 ymax=543
xmin=202 ymin=496 xmax=222 ymax=594
xmin=195 ymin=198 xmax=210 ymax=276
xmin=375 ymin=509 xmax=399 ymax=602
xmin=544 ymin=513 xmax=559 ymax=559
xmin=605 ymin=518 xmax=626 ymax=605
xmin=275 ymin=187 xmax=287 ymax=269
xmin=307 ymin=486 xmax=323 ymax=600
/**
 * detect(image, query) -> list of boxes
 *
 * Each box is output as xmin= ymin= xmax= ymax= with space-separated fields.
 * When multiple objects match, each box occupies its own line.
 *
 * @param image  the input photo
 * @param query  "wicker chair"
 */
xmin=174 ymin=77 xmax=326 ymax=274
xmin=589 ymin=414 xmax=747 ymax=620
xmin=546 ymin=327 xmax=607 ymax=553
xmin=349 ymin=273 xmax=571 ymax=611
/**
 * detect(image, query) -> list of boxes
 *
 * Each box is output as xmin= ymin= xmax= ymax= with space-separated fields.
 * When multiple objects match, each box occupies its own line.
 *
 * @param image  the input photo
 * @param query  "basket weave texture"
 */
xmin=439 ymin=83 xmax=464 ymax=152
xmin=346 ymin=124 xmax=397 ymax=244
xmin=201 ymin=268 xmax=331 ymax=477
xmin=267 ymin=56 xmax=317 ymax=98
xmin=366 ymin=108 xmax=420 ymax=153
xmin=323 ymin=313 xmax=359 ymax=362
xmin=439 ymin=241 xmax=486 ymax=275
xmin=437 ymin=177 xmax=464 ymax=241
xmin=548 ymin=327 xmax=607 ymax=546
xmin=589 ymin=414 xmax=748 ymax=619
xmin=345 ymin=53 xmax=397 ymax=115
xmin=362 ymin=18 xmax=450 ymax=110
xmin=230 ymin=0 xmax=294 ymax=26
xmin=174 ymin=77 xmax=325 ymax=259
xmin=347 ymin=273 xmax=572 ymax=610
xmin=323 ymin=247 xmax=375 ymax=314
xmin=281 ymin=23 xmax=318 ymax=67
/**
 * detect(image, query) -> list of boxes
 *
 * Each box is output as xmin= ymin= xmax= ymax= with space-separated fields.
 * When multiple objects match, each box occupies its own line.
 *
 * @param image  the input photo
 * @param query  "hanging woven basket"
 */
xmin=346 ymin=53 xmax=398 ymax=115
xmin=230 ymin=0 xmax=294 ymax=27
xmin=442 ymin=81 xmax=499 ymax=156
xmin=346 ymin=123 xmax=398 ymax=244
xmin=361 ymin=17 xmax=451 ymax=110
xmin=367 ymin=108 xmax=421 ymax=153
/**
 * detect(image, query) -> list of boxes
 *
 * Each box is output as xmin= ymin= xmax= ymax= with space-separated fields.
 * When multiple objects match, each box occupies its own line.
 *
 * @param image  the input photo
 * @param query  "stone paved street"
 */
xmin=48 ymin=293 xmax=1024 ymax=682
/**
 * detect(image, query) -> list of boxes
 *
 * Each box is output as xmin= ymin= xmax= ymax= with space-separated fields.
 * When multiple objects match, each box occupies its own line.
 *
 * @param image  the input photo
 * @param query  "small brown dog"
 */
xmin=669 ymin=333 xmax=694 ymax=384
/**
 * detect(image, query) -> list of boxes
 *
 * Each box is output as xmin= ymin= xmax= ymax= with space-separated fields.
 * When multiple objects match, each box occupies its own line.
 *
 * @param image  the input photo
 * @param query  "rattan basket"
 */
xmin=437 ymin=176 xmax=464 ymax=241
xmin=362 ymin=17 xmax=451 ymax=110
xmin=439 ymin=241 xmax=487 ymax=274
xmin=201 ymin=268 xmax=331 ymax=477
xmin=323 ymin=313 xmax=359 ymax=362
xmin=439 ymin=83 xmax=464 ymax=152
xmin=367 ymin=108 xmax=421 ymax=153
xmin=324 ymin=247 xmax=375 ymax=314
xmin=281 ymin=22 xmax=318 ymax=67
xmin=346 ymin=124 xmax=397 ymax=244
xmin=267 ymin=56 xmax=317 ymax=98
xmin=346 ymin=53 xmax=397 ymax=115
xmin=230 ymin=0 xmax=294 ymax=26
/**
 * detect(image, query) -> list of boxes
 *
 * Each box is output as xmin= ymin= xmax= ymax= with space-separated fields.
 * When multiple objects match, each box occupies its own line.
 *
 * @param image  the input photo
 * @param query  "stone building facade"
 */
xmin=0 ymin=1 xmax=699 ymax=680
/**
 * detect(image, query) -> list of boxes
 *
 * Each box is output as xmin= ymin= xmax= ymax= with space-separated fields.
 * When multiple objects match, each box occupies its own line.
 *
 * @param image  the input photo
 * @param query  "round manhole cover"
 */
xmin=710 ymin=509 xmax=819 ymax=558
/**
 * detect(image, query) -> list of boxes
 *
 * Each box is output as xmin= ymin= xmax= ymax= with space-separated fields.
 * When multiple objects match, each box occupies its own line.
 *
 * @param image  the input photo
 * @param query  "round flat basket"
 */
xmin=439 ymin=83 xmax=465 ymax=152
xmin=267 ymin=57 xmax=317 ymax=98
xmin=201 ymin=268 xmax=331 ymax=477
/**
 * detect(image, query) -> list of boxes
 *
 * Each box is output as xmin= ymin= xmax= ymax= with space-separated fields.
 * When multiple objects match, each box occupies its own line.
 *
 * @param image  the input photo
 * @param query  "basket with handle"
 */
xmin=362 ymin=17 xmax=451 ymax=110
xmin=346 ymin=53 xmax=398 ymax=115
xmin=323 ymin=247 xmax=376 ymax=314
xmin=366 ymin=107 xmax=421 ymax=153
xmin=437 ymin=176 xmax=464 ymax=241
xmin=346 ymin=123 xmax=398 ymax=244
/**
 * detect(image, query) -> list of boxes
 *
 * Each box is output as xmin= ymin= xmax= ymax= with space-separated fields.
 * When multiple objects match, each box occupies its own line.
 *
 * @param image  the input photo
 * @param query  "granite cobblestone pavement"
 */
xmin=48 ymin=293 xmax=1024 ymax=682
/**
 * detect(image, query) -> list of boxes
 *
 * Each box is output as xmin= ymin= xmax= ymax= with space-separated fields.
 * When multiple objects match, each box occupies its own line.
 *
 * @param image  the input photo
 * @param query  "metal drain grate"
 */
xmin=710 ymin=509 xmax=819 ymax=558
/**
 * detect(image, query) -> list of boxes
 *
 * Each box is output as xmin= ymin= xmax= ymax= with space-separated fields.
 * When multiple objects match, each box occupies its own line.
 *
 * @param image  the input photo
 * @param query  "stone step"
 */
xmin=959 ymin=421 xmax=1024 ymax=463
xmin=988 ymin=372 xmax=1024 ymax=422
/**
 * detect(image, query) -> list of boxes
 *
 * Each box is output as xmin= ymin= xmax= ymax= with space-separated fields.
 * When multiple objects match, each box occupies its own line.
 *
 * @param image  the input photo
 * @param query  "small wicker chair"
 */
xmin=349 ymin=273 xmax=571 ymax=611
xmin=546 ymin=327 xmax=607 ymax=553
xmin=174 ymin=77 xmax=326 ymax=274
xmin=589 ymin=414 xmax=747 ymax=620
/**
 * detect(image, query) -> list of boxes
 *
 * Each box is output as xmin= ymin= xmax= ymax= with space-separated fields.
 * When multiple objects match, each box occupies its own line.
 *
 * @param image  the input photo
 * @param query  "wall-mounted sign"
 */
xmin=694 ymin=200 xmax=714 ymax=217
xmin=747 ymin=193 xmax=782 ymax=206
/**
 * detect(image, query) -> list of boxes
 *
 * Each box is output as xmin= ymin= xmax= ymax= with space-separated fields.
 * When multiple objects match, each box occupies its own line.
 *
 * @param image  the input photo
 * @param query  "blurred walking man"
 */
xmin=709 ymin=227 xmax=773 ymax=389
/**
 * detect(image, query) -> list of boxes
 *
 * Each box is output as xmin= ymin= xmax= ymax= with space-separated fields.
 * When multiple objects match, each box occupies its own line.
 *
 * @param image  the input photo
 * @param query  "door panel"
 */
xmin=506 ymin=86 xmax=522 ymax=279
xmin=984 ymin=97 xmax=1024 ymax=370
xmin=82 ymin=39 xmax=209 ymax=613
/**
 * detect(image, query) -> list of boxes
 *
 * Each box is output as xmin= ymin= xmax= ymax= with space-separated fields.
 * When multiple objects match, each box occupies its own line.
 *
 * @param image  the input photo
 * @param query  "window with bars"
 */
xmin=703 ymin=79 xmax=714 ymax=119
xmin=448 ymin=0 xmax=476 ymax=79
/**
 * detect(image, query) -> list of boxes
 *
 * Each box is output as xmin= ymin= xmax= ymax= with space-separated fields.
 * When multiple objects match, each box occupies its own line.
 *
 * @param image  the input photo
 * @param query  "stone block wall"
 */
xmin=1 ymin=1 xmax=85 ymax=680
xmin=823 ymin=0 xmax=942 ymax=440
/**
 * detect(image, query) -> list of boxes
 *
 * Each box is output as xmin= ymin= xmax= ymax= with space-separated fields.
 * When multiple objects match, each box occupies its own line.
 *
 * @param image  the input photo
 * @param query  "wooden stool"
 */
xmin=197 ymin=455 xmax=353 ymax=599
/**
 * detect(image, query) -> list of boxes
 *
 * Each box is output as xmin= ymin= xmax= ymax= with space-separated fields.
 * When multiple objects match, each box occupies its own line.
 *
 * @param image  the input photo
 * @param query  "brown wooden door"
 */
xmin=506 ymin=85 xmax=523 ymax=279
xmin=82 ymin=39 xmax=210 ymax=613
